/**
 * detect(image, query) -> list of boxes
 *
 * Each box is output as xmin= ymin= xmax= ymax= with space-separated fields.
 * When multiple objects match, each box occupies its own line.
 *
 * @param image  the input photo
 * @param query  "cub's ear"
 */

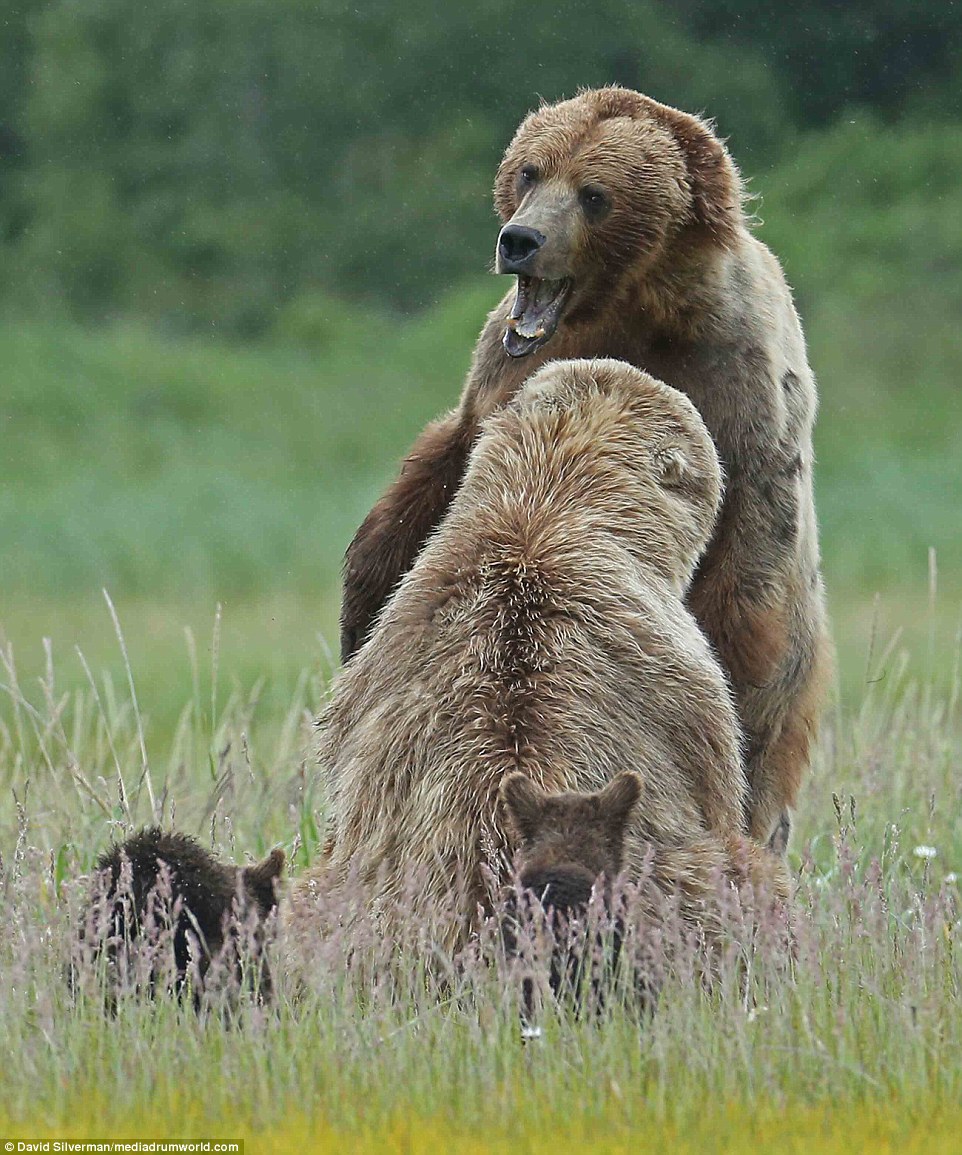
xmin=241 ymin=847 xmax=286 ymax=907
xmin=597 ymin=771 xmax=643 ymax=832
xmin=500 ymin=773 xmax=548 ymax=844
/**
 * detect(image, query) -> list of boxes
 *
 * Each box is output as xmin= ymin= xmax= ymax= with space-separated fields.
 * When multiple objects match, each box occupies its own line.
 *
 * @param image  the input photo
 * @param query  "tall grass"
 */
xmin=0 ymin=600 xmax=960 ymax=1150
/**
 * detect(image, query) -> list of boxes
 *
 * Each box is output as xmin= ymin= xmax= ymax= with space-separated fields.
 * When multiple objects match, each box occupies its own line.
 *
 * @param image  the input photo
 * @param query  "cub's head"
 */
xmin=498 ymin=771 xmax=647 ymax=1020
xmin=510 ymin=358 xmax=723 ymax=582
xmin=500 ymin=771 xmax=643 ymax=910
xmin=493 ymin=87 xmax=743 ymax=357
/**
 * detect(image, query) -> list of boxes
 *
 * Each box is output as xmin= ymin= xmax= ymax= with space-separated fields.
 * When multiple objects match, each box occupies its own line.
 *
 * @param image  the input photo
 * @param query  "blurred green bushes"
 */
xmin=760 ymin=117 xmax=962 ymax=306
xmin=0 ymin=0 xmax=960 ymax=618
xmin=1 ymin=0 xmax=959 ymax=329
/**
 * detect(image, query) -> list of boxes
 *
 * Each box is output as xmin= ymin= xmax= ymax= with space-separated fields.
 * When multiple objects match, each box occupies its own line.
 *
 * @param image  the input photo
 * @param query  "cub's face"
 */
xmin=499 ymin=771 xmax=649 ymax=1022
xmin=501 ymin=771 xmax=643 ymax=910
xmin=493 ymin=88 xmax=739 ymax=358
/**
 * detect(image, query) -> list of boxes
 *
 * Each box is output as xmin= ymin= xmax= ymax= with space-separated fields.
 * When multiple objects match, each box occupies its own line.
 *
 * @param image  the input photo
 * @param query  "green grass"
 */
xmin=1 ymin=219 xmax=961 ymax=1148
xmin=0 ymin=592 xmax=340 ymax=762
xmin=0 ymin=618 xmax=960 ymax=1152
xmin=0 ymin=284 xmax=501 ymax=600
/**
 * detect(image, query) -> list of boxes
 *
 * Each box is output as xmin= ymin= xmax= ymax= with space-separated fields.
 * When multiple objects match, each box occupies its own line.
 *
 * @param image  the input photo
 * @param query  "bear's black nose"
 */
xmin=498 ymin=224 xmax=546 ymax=272
xmin=520 ymin=866 xmax=595 ymax=912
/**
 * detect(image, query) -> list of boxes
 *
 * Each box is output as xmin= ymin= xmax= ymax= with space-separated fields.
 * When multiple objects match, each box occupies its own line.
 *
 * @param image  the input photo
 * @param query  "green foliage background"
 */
xmin=0 ymin=0 xmax=960 ymax=724
xmin=3 ymin=0 xmax=960 ymax=324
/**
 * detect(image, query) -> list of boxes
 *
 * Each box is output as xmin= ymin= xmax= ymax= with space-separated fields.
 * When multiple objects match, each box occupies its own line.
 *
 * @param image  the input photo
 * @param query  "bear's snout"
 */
xmin=519 ymin=864 xmax=598 ymax=913
xmin=497 ymin=223 xmax=546 ymax=273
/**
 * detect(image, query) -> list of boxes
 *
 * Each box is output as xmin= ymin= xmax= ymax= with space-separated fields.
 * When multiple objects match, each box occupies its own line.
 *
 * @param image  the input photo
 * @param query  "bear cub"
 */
xmin=76 ymin=827 xmax=284 ymax=1004
xmin=500 ymin=771 xmax=653 ymax=1019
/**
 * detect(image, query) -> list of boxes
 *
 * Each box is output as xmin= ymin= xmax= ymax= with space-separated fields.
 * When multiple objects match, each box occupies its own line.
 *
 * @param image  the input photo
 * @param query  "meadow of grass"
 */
xmin=0 ymin=610 xmax=960 ymax=1152
xmin=2 ymin=186 xmax=961 ymax=1148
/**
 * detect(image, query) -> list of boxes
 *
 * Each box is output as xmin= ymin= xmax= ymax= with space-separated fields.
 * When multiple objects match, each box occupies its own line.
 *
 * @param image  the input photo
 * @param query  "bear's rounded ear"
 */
xmin=241 ymin=847 xmax=286 ymax=903
xmin=500 ymin=773 xmax=547 ymax=844
xmin=517 ymin=370 xmax=572 ymax=415
xmin=598 ymin=771 xmax=643 ymax=830
xmin=647 ymin=100 xmax=742 ymax=247
xmin=652 ymin=437 xmax=690 ymax=488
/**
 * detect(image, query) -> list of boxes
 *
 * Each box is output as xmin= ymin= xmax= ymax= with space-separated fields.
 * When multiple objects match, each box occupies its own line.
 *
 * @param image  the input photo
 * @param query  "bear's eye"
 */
xmin=518 ymin=164 xmax=539 ymax=188
xmin=579 ymin=185 xmax=610 ymax=220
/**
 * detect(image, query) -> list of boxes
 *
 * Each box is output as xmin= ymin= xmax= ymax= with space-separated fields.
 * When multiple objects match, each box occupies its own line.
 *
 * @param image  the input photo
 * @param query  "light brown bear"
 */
xmin=340 ymin=87 xmax=831 ymax=852
xmin=299 ymin=358 xmax=788 ymax=957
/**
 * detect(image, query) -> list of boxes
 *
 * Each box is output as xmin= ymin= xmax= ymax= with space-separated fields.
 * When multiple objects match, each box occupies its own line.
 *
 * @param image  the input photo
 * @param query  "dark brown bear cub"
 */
xmin=78 ymin=828 xmax=284 ymax=1004
xmin=500 ymin=771 xmax=651 ymax=1019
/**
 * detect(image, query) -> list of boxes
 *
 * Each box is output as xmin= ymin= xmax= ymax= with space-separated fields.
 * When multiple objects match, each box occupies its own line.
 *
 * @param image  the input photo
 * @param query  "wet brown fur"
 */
xmin=78 ymin=828 xmax=285 ymax=1001
xmin=306 ymin=360 xmax=789 ymax=954
xmin=340 ymin=87 xmax=832 ymax=848
xmin=500 ymin=772 xmax=645 ymax=1014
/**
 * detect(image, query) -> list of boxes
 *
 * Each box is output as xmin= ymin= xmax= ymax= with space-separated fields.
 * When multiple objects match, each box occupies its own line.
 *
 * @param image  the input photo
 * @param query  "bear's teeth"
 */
xmin=506 ymin=317 xmax=545 ymax=338
xmin=515 ymin=316 xmax=545 ymax=339
xmin=504 ymin=276 xmax=572 ymax=355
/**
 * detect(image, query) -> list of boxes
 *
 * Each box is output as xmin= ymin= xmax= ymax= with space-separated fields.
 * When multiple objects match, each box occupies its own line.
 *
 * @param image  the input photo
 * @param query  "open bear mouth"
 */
xmin=503 ymin=276 xmax=572 ymax=358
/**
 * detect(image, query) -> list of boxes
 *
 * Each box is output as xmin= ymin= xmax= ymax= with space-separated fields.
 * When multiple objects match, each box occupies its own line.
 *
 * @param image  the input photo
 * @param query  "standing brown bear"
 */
xmin=298 ymin=359 xmax=787 ymax=959
xmin=340 ymin=87 xmax=831 ymax=851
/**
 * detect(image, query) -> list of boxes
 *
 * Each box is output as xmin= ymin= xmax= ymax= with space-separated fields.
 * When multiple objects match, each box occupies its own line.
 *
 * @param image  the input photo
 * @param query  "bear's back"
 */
xmin=314 ymin=359 xmax=746 ymax=941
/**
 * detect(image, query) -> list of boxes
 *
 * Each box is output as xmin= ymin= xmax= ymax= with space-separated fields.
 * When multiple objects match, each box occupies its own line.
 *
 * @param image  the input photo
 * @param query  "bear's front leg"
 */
xmin=340 ymin=410 xmax=475 ymax=662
